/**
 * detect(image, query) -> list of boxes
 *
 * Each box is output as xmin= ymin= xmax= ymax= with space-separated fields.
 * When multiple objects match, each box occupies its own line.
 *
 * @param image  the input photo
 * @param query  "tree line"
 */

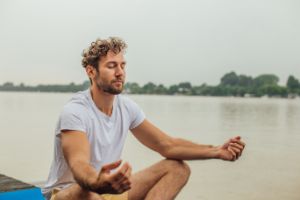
xmin=0 ymin=81 xmax=91 ymax=93
xmin=1 ymin=72 xmax=300 ymax=98
xmin=125 ymin=72 xmax=300 ymax=97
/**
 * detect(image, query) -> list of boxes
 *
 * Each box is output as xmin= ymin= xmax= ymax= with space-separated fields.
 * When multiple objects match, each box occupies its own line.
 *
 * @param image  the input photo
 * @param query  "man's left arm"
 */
xmin=131 ymin=119 xmax=245 ymax=161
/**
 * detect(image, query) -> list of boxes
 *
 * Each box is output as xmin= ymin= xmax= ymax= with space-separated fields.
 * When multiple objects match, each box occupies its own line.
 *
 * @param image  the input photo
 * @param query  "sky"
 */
xmin=0 ymin=0 xmax=299 ymax=86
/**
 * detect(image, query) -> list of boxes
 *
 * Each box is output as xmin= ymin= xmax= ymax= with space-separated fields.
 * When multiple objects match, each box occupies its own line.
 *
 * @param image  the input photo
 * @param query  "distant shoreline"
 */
xmin=0 ymin=89 xmax=299 ymax=99
xmin=1 ymin=72 xmax=300 ymax=98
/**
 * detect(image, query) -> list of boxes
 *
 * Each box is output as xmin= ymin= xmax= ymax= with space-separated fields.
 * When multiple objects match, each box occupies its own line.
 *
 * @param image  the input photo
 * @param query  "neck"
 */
xmin=90 ymin=85 xmax=115 ymax=116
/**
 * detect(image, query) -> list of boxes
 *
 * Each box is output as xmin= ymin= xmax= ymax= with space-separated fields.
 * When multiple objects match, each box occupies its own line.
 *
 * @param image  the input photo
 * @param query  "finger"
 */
xmin=117 ymin=184 xmax=131 ymax=194
xmin=229 ymin=142 xmax=243 ymax=150
xmin=121 ymin=182 xmax=131 ymax=192
xmin=229 ymin=146 xmax=241 ymax=157
xmin=234 ymin=136 xmax=241 ymax=140
xmin=112 ymin=163 xmax=130 ymax=182
xmin=229 ymin=144 xmax=244 ymax=157
xmin=120 ymin=162 xmax=130 ymax=175
xmin=113 ymin=179 xmax=131 ymax=194
xmin=124 ymin=163 xmax=132 ymax=179
xmin=122 ymin=179 xmax=131 ymax=186
xmin=111 ymin=171 xmax=126 ymax=183
xmin=101 ymin=160 xmax=122 ymax=172
xmin=230 ymin=138 xmax=246 ymax=147
xmin=228 ymin=147 xmax=237 ymax=161
xmin=235 ymin=139 xmax=245 ymax=147
xmin=222 ymin=140 xmax=231 ymax=149
xmin=120 ymin=179 xmax=131 ymax=189
xmin=120 ymin=179 xmax=132 ymax=190
xmin=116 ymin=165 xmax=132 ymax=186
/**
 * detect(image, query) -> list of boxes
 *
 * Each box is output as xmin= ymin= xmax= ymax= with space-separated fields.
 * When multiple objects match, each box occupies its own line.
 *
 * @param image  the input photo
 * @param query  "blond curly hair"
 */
xmin=81 ymin=37 xmax=127 ymax=69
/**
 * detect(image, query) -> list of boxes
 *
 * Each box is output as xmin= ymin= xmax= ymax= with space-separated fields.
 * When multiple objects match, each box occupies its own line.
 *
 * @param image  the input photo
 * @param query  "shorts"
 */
xmin=50 ymin=188 xmax=128 ymax=200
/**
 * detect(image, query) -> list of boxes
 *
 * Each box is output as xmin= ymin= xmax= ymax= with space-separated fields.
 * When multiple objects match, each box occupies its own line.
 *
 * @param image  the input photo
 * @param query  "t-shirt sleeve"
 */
xmin=55 ymin=105 xmax=88 ymax=135
xmin=127 ymin=99 xmax=146 ymax=130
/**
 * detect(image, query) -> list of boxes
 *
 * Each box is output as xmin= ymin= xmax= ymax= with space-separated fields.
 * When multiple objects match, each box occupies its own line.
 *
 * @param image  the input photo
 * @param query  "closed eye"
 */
xmin=107 ymin=62 xmax=117 ymax=68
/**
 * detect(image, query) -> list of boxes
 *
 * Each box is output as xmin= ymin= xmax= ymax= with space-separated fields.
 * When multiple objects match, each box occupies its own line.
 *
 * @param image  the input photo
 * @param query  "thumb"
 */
xmin=101 ymin=160 xmax=122 ymax=173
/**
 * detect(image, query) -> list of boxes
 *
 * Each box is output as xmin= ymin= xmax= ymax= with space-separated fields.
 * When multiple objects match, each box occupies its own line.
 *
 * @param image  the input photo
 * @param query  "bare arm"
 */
xmin=61 ymin=130 xmax=132 ymax=194
xmin=61 ymin=130 xmax=98 ymax=189
xmin=131 ymin=120 xmax=245 ymax=161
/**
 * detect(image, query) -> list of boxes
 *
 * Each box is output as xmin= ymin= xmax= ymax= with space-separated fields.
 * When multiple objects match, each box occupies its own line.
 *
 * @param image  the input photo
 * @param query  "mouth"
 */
xmin=112 ymin=80 xmax=124 ymax=86
xmin=112 ymin=79 xmax=124 ymax=83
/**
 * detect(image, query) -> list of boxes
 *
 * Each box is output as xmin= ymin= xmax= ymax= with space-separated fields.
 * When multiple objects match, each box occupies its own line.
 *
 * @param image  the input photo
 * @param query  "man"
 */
xmin=42 ymin=37 xmax=245 ymax=200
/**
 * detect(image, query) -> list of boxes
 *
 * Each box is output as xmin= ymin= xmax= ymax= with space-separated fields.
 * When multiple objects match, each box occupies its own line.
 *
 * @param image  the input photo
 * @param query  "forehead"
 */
xmin=101 ymin=50 xmax=126 ymax=64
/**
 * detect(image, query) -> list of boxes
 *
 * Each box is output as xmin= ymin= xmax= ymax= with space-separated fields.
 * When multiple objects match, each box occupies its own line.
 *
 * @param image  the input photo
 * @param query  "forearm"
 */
xmin=69 ymin=160 xmax=98 ymax=190
xmin=162 ymin=138 xmax=220 ymax=160
xmin=174 ymin=138 xmax=214 ymax=149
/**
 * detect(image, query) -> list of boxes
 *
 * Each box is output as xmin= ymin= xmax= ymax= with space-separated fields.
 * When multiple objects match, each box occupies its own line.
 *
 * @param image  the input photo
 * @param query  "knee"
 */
xmin=163 ymin=159 xmax=191 ymax=180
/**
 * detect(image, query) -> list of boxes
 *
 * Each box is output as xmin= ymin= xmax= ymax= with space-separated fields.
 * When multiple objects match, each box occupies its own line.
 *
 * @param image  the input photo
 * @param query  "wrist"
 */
xmin=85 ymin=175 xmax=98 ymax=191
xmin=86 ymin=174 xmax=109 ymax=194
xmin=211 ymin=146 xmax=221 ymax=159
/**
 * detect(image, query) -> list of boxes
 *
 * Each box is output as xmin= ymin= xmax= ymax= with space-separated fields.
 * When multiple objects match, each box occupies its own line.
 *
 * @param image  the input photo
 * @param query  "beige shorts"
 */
xmin=50 ymin=188 xmax=128 ymax=200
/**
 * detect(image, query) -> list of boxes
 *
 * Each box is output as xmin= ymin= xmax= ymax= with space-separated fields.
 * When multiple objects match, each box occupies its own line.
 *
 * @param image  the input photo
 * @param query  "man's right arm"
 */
xmin=60 ymin=130 xmax=98 ymax=190
xmin=60 ymin=130 xmax=132 ymax=194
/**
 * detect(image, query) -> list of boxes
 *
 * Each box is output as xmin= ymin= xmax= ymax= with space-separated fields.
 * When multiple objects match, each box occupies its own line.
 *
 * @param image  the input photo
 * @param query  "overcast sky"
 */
xmin=0 ymin=0 xmax=299 ymax=86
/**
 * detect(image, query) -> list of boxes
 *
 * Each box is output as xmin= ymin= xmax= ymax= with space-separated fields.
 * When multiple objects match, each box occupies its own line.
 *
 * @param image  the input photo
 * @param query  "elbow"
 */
xmin=159 ymin=138 xmax=176 ymax=158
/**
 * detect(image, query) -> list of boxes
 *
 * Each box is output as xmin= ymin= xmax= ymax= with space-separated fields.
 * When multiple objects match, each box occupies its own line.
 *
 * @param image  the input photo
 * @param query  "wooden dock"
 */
xmin=0 ymin=174 xmax=44 ymax=199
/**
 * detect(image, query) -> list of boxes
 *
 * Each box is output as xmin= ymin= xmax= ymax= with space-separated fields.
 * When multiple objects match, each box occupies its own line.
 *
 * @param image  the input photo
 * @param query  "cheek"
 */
xmin=99 ymin=69 xmax=112 ymax=77
xmin=99 ymin=70 xmax=116 ymax=82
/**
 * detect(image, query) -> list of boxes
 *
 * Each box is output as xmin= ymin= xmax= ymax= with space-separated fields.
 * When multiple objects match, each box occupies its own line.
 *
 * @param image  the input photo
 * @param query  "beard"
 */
xmin=94 ymin=75 xmax=124 ymax=95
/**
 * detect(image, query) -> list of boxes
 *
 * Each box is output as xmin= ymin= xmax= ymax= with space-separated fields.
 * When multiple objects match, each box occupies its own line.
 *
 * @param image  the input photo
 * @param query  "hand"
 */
xmin=217 ymin=136 xmax=245 ymax=161
xmin=90 ymin=160 xmax=132 ymax=194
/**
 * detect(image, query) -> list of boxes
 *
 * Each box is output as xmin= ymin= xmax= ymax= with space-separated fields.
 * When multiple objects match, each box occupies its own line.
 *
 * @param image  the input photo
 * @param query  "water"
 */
xmin=0 ymin=92 xmax=300 ymax=200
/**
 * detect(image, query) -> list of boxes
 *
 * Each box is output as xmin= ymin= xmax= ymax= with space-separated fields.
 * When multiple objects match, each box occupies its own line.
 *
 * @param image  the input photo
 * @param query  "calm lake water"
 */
xmin=0 ymin=91 xmax=300 ymax=200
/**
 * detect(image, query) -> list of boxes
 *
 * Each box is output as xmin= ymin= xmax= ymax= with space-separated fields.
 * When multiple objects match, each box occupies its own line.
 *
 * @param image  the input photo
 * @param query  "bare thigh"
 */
xmin=128 ymin=159 xmax=190 ymax=200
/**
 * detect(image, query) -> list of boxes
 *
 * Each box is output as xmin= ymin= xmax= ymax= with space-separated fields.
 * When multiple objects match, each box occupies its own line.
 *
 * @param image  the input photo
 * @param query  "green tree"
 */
xmin=177 ymin=82 xmax=192 ymax=94
xmin=82 ymin=80 xmax=91 ymax=90
xmin=238 ymin=75 xmax=253 ymax=87
xmin=1 ymin=82 xmax=15 ymax=91
xmin=220 ymin=71 xmax=239 ymax=86
xmin=287 ymin=75 xmax=299 ymax=92
xmin=142 ymin=82 xmax=156 ymax=94
xmin=155 ymin=84 xmax=167 ymax=94
xmin=124 ymin=82 xmax=141 ymax=94
xmin=253 ymin=74 xmax=279 ymax=88
xmin=168 ymin=84 xmax=179 ymax=95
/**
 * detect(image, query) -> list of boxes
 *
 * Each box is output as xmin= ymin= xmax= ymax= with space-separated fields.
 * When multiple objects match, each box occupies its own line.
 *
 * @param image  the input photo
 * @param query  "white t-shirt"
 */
xmin=42 ymin=89 xmax=145 ymax=199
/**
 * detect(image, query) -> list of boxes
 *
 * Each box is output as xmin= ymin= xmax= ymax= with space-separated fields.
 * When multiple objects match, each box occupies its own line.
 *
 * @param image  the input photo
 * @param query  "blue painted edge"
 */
xmin=0 ymin=187 xmax=45 ymax=200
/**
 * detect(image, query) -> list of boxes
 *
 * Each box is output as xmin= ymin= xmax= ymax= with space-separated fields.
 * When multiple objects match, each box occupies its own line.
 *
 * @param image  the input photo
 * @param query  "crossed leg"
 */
xmin=129 ymin=159 xmax=191 ymax=200
xmin=53 ymin=159 xmax=190 ymax=200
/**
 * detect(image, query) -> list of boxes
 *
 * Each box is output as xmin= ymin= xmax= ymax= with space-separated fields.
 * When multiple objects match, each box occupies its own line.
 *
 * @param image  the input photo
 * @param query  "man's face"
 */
xmin=93 ymin=50 xmax=126 ymax=95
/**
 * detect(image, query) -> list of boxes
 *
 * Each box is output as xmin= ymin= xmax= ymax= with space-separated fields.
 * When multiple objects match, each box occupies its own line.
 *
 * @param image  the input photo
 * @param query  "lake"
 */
xmin=0 ymin=91 xmax=300 ymax=200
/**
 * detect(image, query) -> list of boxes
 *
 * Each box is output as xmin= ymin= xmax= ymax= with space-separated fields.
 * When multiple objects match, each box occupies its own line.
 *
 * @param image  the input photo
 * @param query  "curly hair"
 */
xmin=81 ymin=37 xmax=127 ymax=69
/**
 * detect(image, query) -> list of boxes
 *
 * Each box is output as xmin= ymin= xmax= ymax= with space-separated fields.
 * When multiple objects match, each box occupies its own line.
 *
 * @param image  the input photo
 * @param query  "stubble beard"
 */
xmin=95 ymin=76 xmax=124 ymax=95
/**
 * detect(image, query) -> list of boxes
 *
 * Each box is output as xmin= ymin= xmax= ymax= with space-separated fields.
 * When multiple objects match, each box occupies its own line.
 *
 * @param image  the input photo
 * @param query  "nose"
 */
xmin=115 ymin=65 xmax=125 ymax=77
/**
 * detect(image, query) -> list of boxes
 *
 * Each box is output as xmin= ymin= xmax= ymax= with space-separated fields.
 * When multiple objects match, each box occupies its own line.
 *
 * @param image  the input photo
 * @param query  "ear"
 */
xmin=86 ymin=65 xmax=97 ymax=79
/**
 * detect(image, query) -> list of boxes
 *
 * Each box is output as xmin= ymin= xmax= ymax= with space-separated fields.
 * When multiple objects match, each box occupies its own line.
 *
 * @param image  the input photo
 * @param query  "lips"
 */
xmin=112 ymin=80 xmax=124 ymax=87
xmin=112 ymin=80 xmax=124 ymax=84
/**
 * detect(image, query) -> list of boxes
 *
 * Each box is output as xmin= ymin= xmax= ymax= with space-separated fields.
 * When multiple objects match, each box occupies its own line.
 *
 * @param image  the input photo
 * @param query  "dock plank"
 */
xmin=0 ymin=174 xmax=34 ymax=192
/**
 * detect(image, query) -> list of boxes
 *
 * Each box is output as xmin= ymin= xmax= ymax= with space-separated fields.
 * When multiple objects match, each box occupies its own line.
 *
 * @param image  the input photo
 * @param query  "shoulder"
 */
xmin=60 ymin=90 xmax=91 ymax=118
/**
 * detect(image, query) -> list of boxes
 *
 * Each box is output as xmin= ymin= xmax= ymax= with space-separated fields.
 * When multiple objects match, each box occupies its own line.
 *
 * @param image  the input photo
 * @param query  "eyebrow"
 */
xmin=106 ymin=61 xmax=127 ymax=65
